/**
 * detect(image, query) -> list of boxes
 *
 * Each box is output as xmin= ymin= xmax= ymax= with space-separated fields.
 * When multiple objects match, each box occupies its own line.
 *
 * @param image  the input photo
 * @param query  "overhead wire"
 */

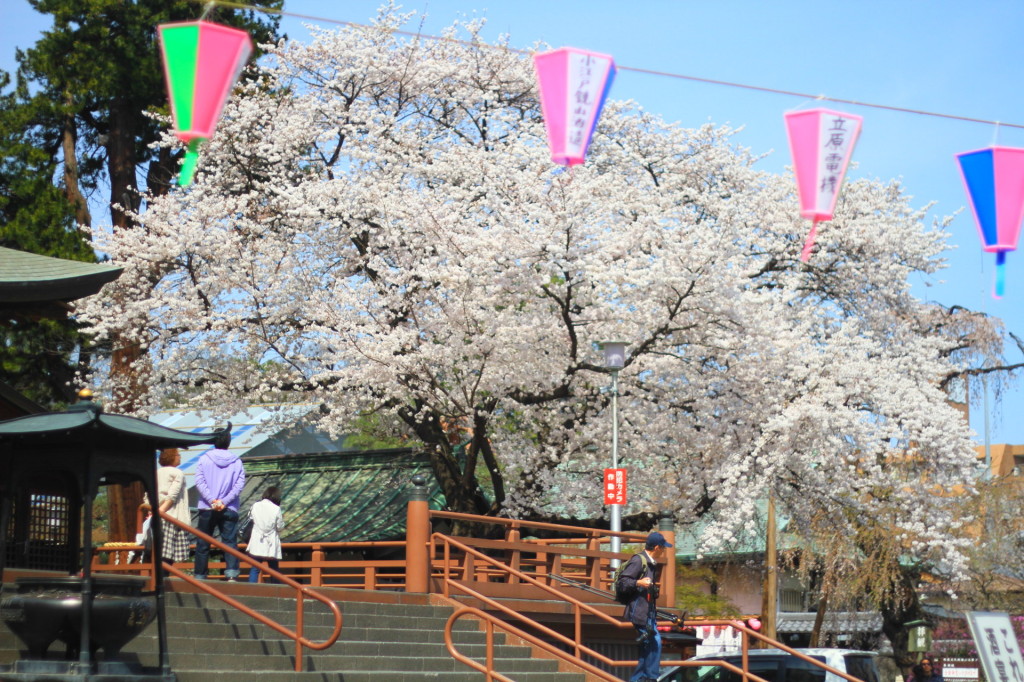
xmin=196 ymin=0 xmax=1024 ymax=131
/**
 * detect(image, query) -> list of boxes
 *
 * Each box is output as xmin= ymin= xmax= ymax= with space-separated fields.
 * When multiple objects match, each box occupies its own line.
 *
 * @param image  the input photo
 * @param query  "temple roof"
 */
xmin=0 ymin=399 xmax=230 ymax=450
xmin=238 ymin=448 xmax=445 ymax=543
xmin=0 ymin=246 xmax=122 ymax=317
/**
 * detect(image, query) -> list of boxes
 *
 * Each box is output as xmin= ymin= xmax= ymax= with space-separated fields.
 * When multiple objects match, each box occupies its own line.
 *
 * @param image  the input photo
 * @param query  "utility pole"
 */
xmin=761 ymin=495 xmax=778 ymax=644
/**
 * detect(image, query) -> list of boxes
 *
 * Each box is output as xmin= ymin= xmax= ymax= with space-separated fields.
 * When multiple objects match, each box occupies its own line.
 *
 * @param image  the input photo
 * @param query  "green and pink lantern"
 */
xmin=784 ymin=108 xmax=863 ymax=261
xmin=956 ymin=146 xmax=1024 ymax=298
xmin=157 ymin=20 xmax=253 ymax=186
xmin=533 ymin=47 xmax=616 ymax=166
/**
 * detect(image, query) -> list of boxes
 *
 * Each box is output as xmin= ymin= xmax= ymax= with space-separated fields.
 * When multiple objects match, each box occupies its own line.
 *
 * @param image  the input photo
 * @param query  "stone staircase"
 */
xmin=0 ymin=584 xmax=592 ymax=681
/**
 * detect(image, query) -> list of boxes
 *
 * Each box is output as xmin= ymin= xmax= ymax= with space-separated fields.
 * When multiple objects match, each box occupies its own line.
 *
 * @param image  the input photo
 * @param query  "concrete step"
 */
xmin=0 ymin=587 xmax=593 ymax=681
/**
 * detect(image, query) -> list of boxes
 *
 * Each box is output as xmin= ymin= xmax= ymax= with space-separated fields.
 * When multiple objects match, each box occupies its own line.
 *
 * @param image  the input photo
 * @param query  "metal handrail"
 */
xmin=436 ymin=533 xmax=649 ymax=679
xmin=157 ymin=511 xmax=343 ymax=673
xmin=435 ymin=533 xmax=868 ymax=682
xmin=445 ymin=604 xmax=620 ymax=682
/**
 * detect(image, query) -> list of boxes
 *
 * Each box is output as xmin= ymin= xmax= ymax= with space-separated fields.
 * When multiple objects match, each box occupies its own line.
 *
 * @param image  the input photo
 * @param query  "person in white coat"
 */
xmin=247 ymin=486 xmax=284 ymax=583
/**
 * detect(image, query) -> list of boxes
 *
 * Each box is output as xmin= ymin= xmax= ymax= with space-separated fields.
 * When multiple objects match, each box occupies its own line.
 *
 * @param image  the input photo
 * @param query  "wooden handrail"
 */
xmin=430 ymin=510 xmax=649 ymax=543
xmin=157 ymin=511 xmax=342 ymax=673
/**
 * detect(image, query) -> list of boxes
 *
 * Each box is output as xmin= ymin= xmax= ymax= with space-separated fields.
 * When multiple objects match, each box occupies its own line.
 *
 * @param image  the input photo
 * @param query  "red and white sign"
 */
xmin=604 ymin=468 xmax=627 ymax=505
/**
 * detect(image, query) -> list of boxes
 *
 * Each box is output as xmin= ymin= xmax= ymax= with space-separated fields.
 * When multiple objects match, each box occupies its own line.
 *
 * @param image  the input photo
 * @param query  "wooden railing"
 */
xmin=94 ymin=511 xmax=343 ymax=673
xmin=92 ymin=512 xmax=659 ymax=595
xmin=94 ymin=539 xmax=408 ymax=588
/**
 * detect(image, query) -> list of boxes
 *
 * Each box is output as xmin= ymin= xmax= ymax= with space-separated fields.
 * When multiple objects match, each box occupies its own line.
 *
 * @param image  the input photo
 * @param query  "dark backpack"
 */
xmin=612 ymin=555 xmax=648 ymax=604
xmin=238 ymin=511 xmax=254 ymax=544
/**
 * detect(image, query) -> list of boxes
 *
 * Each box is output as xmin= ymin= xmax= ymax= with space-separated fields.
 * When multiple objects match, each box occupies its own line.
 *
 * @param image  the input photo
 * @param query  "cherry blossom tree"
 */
xmin=80 ymin=9 xmax=1011 ymax=568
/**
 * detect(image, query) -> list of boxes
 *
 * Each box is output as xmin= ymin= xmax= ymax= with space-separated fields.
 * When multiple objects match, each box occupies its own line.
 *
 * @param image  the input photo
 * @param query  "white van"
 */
xmin=657 ymin=648 xmax=882 ymax=682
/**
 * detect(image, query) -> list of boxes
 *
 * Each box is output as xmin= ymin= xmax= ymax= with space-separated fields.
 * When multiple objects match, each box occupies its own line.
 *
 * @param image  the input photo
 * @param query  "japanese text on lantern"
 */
xmin=966 ymin=612 xmax=1024 ymax=682
xmin=819 ymin=115 xmax=853 ymax=202
xmin=604 ymin=468 xmax=626 ymax=505
xmin=569 ymin=53 xmax=597 ymax=148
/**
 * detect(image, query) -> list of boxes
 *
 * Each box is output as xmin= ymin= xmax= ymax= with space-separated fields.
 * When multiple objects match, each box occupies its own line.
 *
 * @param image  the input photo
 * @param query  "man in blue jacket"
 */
xmin=617 ymin=531 xmax=673 ymax=682
xmin=193 ymin=432 xmax=245 ymax=581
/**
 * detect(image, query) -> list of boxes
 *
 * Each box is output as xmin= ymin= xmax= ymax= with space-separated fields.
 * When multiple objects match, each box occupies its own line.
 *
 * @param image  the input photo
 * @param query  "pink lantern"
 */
xmin=956 ymin=146 xmax=1024 ymax=297
xmin=784 ymin=108 xmax=863 ymax=261
xmin=157 ymin=20 xmax=253 ymax=185
xmin=533 ymin=47 xmax=616 ymax=166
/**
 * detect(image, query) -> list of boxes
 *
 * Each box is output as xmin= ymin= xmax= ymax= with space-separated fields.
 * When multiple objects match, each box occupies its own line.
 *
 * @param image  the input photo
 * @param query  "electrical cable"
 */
xmin=194 ymin=0 xmax=1024 ymax=131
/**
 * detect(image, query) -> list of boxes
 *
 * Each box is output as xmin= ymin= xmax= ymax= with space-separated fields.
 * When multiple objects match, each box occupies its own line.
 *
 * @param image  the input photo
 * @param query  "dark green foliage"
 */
xmin=0 ymin=1 xmax=282 ymax=408
xmin=0 ymin=70 xmax=94 ymax=409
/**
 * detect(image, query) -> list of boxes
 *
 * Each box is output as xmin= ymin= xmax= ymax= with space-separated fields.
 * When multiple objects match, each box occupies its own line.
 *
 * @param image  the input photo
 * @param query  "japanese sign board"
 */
xmin=966 ymin=611 xmax=1024 ymax=682
xmin=604 ymin=468 xmax=626 ymax=505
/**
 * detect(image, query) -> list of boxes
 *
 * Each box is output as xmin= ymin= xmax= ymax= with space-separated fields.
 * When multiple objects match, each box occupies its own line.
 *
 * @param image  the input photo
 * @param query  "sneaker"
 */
xmin=226 ymin=578 xmax=237 ymax=582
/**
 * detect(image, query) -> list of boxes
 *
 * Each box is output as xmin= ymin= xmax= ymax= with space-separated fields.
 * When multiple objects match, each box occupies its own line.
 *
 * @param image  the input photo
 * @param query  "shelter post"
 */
xmin=659 ymin=516 xmax=676 ymax=609
xmin=405 ymin=474 xmax=430 ymax=593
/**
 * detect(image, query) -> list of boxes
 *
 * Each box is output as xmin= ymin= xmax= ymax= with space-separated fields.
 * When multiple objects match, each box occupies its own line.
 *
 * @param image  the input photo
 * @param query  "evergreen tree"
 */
xmin=0 ymin=1 xmax=283 ymax=408
xmin=0 ymin=69 xmax=95 ymax=407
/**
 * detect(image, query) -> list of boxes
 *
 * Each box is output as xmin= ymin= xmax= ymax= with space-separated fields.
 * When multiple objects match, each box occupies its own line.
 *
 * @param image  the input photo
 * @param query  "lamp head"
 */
xmin=599 ymin=341 xmax=628 ymax=369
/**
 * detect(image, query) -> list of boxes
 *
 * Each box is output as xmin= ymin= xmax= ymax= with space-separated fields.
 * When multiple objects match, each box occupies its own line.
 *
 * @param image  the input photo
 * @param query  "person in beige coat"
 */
xmin=155 ymin=448 xmax=192 ymax=563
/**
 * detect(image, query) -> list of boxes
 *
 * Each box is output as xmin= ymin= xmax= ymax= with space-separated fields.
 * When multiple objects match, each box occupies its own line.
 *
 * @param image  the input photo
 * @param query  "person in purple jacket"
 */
xmin=193 ymin=431 xmax=245 ymax=581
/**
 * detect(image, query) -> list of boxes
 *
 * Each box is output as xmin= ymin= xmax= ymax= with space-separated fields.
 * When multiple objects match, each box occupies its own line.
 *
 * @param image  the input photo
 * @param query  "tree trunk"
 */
xmin=60 ymin=95 xmax=90 ymax=228
xmin=106 ymin=102 xmax=139 ymax=229
xmin=105 ymin=99 xmax=146 ymax=541
xmin=810 ymin=582 xmax=829 ymax=647
xmin=879 ymin=569 xmax=926 ymax=678
xmin=397 ymin=404 xmax=494 ymax=525
xmin=105 ymin=337 xmax=147 ymax=541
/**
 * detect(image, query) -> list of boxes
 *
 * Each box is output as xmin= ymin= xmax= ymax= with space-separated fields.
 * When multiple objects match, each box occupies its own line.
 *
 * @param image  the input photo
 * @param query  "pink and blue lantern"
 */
xmin=784 ymin=108 xmax=863 ymax=261
xmin=533 ymin=47 xmax=616 ymax=166
xmin=956 ymin=146 xmax=1024 ymax=298
xmin=157 ymin=20 xmax=253 ymax=186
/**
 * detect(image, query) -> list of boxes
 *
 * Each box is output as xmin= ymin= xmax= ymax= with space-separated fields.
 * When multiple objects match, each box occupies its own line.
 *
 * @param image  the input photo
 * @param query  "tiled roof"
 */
xmin=237 ymin=449 xmax=445 ymax=542
xmin=776 ymin=610 xmax=883 ymax=633
xmin=149 ymin=404 xmax=444 ymax=541
xmin=0 ymin=246 xmax=121 ymax=302
xmin=148 ymin=404 xmax=322 ymax=480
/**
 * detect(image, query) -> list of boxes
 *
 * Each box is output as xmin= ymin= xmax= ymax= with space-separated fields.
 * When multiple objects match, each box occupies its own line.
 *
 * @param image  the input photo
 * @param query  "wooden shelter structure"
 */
xmin=0 ymin=395 xmax=229 ymax=681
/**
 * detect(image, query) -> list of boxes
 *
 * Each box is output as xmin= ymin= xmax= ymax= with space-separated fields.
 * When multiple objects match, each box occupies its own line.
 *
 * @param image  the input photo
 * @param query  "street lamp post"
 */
xmin=600 ymin=341 xmax=627 ymax=567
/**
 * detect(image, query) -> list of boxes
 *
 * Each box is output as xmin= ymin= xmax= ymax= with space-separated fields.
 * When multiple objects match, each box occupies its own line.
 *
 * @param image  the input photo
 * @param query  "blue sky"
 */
xmin=4 ymin=1 xmax=1023 ymax=447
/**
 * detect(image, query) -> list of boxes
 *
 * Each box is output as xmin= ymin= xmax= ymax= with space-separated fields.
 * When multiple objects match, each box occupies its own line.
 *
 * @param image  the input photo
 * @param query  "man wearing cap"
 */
xmin=616 ymin=531 xmax=673 ymax=682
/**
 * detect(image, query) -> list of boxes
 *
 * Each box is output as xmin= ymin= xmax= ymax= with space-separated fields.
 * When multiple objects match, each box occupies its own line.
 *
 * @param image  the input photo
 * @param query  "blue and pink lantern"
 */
xmin=533 ymin=47 xmax=616 ymax=166
xmin=784 ymin=108 xmax=863 ymax=261
xmin=157 ymin=20 xmax=253 ymax=186
xmin=956 ymin=146 xmax=1024 ymax=298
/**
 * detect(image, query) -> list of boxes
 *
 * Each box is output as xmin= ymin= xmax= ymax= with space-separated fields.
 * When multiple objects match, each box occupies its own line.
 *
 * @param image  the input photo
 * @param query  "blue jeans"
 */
xmin=194 ymin=508 xmax=240 ymax=579
xmin=630 ymin=610 xmax=661 ymax=681
xmin=249 ymin=557 xmax=280 ymax=583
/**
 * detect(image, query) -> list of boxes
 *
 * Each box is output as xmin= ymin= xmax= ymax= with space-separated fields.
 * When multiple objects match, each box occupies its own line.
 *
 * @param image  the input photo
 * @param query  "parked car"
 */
xmin=657 ymin=648 xmax=881 ymax=682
